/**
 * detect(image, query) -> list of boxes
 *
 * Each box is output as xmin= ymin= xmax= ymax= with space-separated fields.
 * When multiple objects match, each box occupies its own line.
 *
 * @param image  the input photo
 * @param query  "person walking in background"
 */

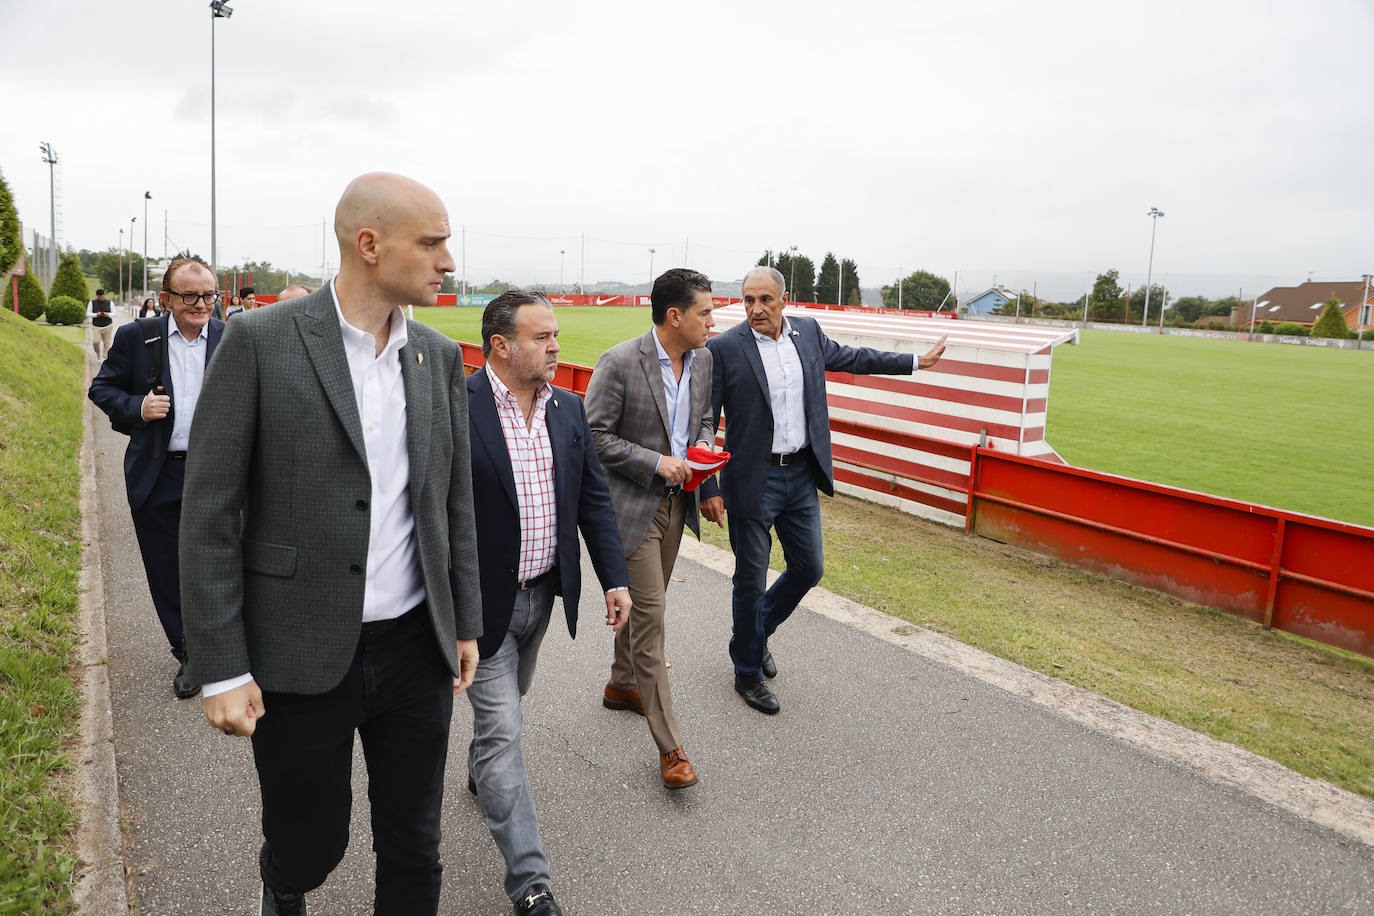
xmin=138 ymin=296 xmax=160 ymax=318
xmin=224 ymin=293 xmax=245 ymax=319
xmin=700 ymin=266 xmax=946 ymax=715
xmin=585 ymin=268 xmax=719 ymax=790
xmin=87 ymin=288 xmax=116 ymax=359
xmin=465 ymin=290 xmax=630 ymax=915
xmin=179 ymin=173 xmax=482 ymax=916
xmin=88 ymin=260 xmax=225 ymax=699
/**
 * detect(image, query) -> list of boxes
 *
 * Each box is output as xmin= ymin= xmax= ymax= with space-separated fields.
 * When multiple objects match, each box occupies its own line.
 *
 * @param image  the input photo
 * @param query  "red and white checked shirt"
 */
xmin=486 ymin=365 xmax=558 ymax=582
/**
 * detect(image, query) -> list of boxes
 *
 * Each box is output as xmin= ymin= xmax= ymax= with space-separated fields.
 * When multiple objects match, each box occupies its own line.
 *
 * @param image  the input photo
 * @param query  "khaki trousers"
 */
xmin=610 ymin=492 xmax=687 ymax=754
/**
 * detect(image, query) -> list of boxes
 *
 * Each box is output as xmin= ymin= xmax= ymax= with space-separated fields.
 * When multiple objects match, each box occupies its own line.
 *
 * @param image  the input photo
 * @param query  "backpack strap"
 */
xmin=134 ymin=316 xmax=165 ymax=392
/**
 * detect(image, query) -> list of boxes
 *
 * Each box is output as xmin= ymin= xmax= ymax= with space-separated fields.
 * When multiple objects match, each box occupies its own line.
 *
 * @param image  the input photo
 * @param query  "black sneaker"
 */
xmin=259 ymin=883 xmax=307 ymax=916
xmin=514 ymin=884 xmax=562 ymax=915
xmin=173 ymin=662 xmax=201 ymax=700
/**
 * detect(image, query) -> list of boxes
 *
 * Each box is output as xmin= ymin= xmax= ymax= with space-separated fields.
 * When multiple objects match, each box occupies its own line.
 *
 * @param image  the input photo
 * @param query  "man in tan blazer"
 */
xmin=585 ymin=268 xmax=717 ymax=789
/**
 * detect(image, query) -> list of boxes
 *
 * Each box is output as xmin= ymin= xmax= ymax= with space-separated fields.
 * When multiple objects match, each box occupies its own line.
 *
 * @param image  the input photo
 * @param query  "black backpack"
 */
xmin=109 ymin=317 xmax=166 ymax=436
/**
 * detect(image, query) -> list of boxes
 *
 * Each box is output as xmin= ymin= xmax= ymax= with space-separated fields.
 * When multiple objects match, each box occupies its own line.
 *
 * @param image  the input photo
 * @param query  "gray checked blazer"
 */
xmin=584 ymin=328 xmax=715 ymax=556
xmin=179 ymin=286 xmax=483 ymax=694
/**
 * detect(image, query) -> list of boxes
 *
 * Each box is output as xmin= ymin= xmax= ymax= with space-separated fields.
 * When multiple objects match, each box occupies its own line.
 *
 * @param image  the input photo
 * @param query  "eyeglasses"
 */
xmin=167 ymin=290 xmax=221 ymax=306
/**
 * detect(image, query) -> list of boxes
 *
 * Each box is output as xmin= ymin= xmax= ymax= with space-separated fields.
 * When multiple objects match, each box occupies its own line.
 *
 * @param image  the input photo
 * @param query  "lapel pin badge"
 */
xmin=417 ymin=352 xmax=424 ymax=365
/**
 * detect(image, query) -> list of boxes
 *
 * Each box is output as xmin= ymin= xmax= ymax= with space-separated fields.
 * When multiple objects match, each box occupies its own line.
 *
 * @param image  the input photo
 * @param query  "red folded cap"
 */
xmin=683 ymin=446 xmax=731 ymax=492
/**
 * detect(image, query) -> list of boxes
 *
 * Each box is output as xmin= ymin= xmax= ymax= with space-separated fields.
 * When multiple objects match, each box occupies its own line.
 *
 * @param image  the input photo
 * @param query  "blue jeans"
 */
xmin=466 ymin=578 xmax=555 ymax=901
xmin=728 ymin=459 xmax=825 ymax=679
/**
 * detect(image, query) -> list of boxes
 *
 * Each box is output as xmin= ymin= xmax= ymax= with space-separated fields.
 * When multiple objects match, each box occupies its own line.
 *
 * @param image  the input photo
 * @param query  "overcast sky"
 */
xmin=3 ymin=0 xmax=1372 ymax=301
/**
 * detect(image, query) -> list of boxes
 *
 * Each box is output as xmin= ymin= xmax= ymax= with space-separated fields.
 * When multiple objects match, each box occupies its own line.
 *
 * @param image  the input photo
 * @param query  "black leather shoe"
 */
xmin=514 ymin=884 xmax=563 ymax=915
xmin=259 ymin=883 xmax=307 ymax=916
xmin=734 ymin=675 xmax=780 ymax=715
xmin=761 ymin=647 xmax=777 ymax=679
xmin=173 ymin=662 xmax=201 ymax=700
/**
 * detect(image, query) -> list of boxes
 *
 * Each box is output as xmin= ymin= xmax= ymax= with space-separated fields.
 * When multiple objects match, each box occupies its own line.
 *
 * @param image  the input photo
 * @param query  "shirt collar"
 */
xmin=651 ymin=327 xmax=694 ymax=367
xmin=330 ymin=279 xmax=409 ymax=359
xmin=167 ymin=317 xmax=205 ymax=345
xmin=751 ymin=316 xmax=792 ymax=344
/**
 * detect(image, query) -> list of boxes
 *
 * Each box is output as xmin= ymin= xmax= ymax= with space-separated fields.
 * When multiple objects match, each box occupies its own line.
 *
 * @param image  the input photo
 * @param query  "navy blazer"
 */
xmin=467 ymin=369 xmax=629 ymax=660
xmin=702 ymin=315 xmax=913 ymax=517
xmin=88 ymin=314 xmax=224 ymax=511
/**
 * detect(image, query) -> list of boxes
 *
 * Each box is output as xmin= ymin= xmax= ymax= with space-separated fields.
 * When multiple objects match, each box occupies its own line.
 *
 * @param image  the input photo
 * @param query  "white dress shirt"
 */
xmin=203 ymin=282 xmax=423 ymax=698
xmin=165 ymin=320 xmax=207 ymax=452
xmin=652 ymin=328 xmax=695 ymax=464
xmin=751 ymin=318 xmax=809 ymax=454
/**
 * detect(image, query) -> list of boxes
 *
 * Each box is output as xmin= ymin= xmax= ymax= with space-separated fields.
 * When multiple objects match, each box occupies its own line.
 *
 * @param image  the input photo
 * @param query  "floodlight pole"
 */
xmin=39 ymin=142 xmax=58 ymax=286
xmin=129 ymin=217 xmax=137 ymax=301
xmin=648 ymin=248 xmax=655 ymax=287
xmin=559 ymin=249 xmax=565 ymax=293
xmin=210 ymin=1 xmax=233 ymax=278
xmin=143 ymin=191 xmax=151 ymax=299
xmin=789 ymin=245 xmax=797 ymax=301
xmin=1142 ymin=207 xmax=1164 ymax=327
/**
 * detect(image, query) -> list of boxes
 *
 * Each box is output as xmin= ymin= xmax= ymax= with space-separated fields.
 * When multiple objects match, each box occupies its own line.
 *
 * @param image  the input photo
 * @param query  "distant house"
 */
xmin=1237 ymin=280 xmax=1374 ymax=331
xmin=964 ymin=287 xmax=1017 ymax=316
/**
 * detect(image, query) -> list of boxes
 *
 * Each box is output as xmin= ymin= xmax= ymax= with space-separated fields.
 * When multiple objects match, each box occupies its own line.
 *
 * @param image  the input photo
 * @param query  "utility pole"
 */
xmin=118 ymin=228 xmax=124 ymax=305
xmin=129 ymin=217 xmax=137 ymax=302
xmin=789 ymin=245 xmax=798 ymax=301
xmin=559 ymin=249 xmax=566 ymax=293
xmin=648 ymin=248 xmax=655 ymax=287
xmin=143 ymin=191 xmax=151 ymax=299
xmin=39 ymin=142 xmax=58 ymax=287
xmin=1142 ymin=207 xmax=1164 ymax=326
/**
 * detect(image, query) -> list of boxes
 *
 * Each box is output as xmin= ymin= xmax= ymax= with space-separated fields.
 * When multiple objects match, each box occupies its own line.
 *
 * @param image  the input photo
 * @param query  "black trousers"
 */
xmin=129 ymin=456 xmax=186 ymax=659
xmin=250 ymin=606 xmax=454 ymax=914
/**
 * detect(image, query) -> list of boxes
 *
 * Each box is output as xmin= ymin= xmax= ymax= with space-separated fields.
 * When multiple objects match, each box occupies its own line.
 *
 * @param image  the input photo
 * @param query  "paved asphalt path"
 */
xmin=90 ymin=385 xmax=1374 ymax=914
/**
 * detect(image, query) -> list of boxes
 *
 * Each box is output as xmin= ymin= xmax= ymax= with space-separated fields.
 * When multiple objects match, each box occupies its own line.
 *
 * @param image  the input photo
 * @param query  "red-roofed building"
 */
xmin=1237 ymin=279 xmax=1374 ymax=332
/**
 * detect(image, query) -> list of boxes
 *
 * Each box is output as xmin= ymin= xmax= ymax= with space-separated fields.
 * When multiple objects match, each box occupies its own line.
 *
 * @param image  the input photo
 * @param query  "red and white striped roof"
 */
xmin=711 ymin=305 xmax=1079 ymax=355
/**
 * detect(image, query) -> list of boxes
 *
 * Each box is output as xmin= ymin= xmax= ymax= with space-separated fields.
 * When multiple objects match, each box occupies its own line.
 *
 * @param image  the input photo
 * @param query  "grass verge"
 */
xmin=699 ymin=493 xmax=1374 ymax=799
xmin=0 ymin=309 xmax=85 ymax=914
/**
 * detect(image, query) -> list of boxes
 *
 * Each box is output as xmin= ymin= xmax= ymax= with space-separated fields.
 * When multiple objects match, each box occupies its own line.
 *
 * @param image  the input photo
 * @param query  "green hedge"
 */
xmin=1273 ymin=322 xmax=1309 ymax=337
xmin=44 ymin=295 xmax=85 ymax=326
xmin=16 ymin=272 xmax=46 ymax=321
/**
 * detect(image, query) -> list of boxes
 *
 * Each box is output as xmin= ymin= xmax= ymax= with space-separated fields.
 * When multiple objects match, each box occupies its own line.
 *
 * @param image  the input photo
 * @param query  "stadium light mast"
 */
xmin=1141 ymin=207 xmax=1164 ymax=327
xmin=559 ymin=249 xmax=566 ymax=294
xmin=39 ymin=142 xmax=58 ymax=286
xmin=789 ymin=245 xmax=798 ymax=301
xmin=648 ymin=248 xmax=655 ymax=287
xmin=143 ymin=191 xmax=151 ymax=299
xmin=210 ymin=1 xmax=233 ymax=277
xmin=129 ymin=217 xmax=137 ymax=302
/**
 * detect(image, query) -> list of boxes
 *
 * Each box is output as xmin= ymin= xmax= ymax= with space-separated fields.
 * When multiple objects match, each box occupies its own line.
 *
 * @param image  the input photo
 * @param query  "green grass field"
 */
xmin=0 ymin=310 xmax=84 ymax=914
xmin=416 ymin=307 xmax=1374 ymax=528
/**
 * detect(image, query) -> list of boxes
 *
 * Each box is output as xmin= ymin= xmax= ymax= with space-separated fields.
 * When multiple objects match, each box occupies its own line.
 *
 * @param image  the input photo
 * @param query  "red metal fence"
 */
xmin=460 ymin=345 xmax=1374 ymax=660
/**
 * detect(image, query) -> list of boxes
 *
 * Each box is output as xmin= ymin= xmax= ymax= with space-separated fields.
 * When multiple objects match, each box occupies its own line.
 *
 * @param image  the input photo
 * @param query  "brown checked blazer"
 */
xmin=178 ymin=286 xmax=483 ymax=694
xmin=584 ymin=328 xmax=715 ymax=556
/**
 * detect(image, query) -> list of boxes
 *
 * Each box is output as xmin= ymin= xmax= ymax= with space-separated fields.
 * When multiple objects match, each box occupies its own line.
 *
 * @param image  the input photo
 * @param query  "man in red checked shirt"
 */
xmin=465 ymin=290 xmax=631 ymax=916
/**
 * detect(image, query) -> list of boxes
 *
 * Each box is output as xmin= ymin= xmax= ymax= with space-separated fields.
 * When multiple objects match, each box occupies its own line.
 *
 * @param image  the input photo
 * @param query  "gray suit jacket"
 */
xmin=584 ymin=329 xmax=715 ymax=555
xmin=179 ymin=286 xmax=482 ymax=693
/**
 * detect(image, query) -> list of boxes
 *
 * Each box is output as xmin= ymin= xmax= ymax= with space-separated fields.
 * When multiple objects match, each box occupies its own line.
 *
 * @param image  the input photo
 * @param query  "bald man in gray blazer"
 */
xmin=181 ymin=173 xmax=481 ymax=916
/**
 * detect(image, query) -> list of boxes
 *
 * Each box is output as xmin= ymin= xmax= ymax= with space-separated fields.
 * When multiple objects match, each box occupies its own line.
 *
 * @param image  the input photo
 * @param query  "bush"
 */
xmin=48 ymin=252 xmax=89 ymax=303
xmin=16 ymin=271 xmax=46 ymax=320
xmin=44 ymin=294 xmax=85 ymax=326
xmin=1363 ymin=329 xmax=1374 ymax=341
xmin=1274 ymin=322 xmax=1309 ymax=337
xmin=1310 ymin=299 xmax=1353 ymax=339
xmin=1257 ymin=320 xmax=1275 ymax=334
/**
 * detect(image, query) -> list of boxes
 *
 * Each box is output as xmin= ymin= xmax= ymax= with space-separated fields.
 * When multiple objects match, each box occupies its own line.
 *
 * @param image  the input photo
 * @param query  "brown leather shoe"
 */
xmin=659 ymin=746 xmax=698 ymax=789
xmin=602 ymin=683 xmax=645 ymax=716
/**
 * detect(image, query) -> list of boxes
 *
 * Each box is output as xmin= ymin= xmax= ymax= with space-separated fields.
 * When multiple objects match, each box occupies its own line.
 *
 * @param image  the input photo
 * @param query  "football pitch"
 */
xmin=415 ymin=307 xmax=1374 ymax=528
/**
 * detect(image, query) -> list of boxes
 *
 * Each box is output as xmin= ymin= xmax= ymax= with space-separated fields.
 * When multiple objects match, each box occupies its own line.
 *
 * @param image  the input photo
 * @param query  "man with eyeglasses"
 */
xmin=89 ymin=257 xmax=225 ymax=700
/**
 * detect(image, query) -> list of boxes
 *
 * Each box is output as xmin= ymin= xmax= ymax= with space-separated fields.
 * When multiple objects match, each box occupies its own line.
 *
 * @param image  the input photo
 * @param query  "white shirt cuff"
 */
xmin=202 ymin=672 xmax=254 ymax=698
xmin=605 ymin=586 xmax=629 ymax=595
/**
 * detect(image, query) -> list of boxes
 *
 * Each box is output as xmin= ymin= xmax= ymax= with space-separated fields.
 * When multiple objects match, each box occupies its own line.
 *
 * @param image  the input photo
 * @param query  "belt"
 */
xmin=767 ymin=448 xmax=809 ymax=467
xmin=167 ymin=451 xmax=188 ymax=460
xmin=360 ymin=602 xmax=426 ymax=640
xmin=518 ymin=567 xmax=559 ymax=591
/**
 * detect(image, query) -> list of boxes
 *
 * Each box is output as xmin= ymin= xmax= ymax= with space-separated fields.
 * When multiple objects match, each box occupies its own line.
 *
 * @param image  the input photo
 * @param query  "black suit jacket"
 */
xmin=88 ymin=314 xmax=224 ymax=511
xmin=467 ymin=368 xmax=628 ymax=659
xmin=702 ymin=315 xmax=914 ymax=516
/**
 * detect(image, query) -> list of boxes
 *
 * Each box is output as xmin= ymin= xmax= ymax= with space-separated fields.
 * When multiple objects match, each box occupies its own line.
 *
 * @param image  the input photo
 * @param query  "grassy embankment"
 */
xmin=418 ymin=306 xmax=1374 ymax=799
xmin=0 ymin=310 xmax=85 ymax=913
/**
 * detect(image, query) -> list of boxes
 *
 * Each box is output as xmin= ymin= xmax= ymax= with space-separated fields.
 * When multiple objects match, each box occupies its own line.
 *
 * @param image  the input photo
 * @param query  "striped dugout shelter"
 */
xmin=710 ymin=305 xmax=1079 ymax=527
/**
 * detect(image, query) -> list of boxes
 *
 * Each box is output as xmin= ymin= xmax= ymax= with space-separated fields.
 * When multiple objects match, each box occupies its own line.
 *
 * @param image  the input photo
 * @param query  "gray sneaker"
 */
xmin=259 ymin=884 xmax=306 ymax=916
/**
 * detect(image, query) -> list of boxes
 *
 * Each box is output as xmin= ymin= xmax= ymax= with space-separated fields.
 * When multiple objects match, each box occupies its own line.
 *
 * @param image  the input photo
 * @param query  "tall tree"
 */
xmin=1311 ymin=296 xmax=1353 ymax=339
xmin=1090 ymin=269 xmax=1123 ymax=320
xmin=756 ymin=250 xmax=816 ymax=301
xmin=1168 ymin=295 xmax=1210 ymax=323
xmin=0 ymin=169 xmax=21 ymax=277
xmin=840 ymin=259 xmax=861 ymax=306
xmin=49 ymin=251 xmax=90 ymax=303
xmin=816 ymin=253 xmax=840 ymax=305
xmin=94 ymin=248 xmax=146 ymax=297
xmin=881 ymin=270 xmax=952 ymax=311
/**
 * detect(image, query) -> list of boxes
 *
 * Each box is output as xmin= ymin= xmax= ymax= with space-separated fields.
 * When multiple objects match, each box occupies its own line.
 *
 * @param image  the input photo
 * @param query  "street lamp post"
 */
xmin=143 ymin=191 xmax=151 ymax=298
xmin=559 ymin=249 xmax=565 ymax=293
xmin=118 ymin=228 xmax=124 ymax=304
xmin=789 ymin=245 xmax=797 ymax=301
xmin=210 ymin=1 xmax=233 ymax=278
xmin=129 ymin=217 xmax=137 ymax=302
xmin=648 ymin=248 xmax=655 ymax=287
xmin=1142 ymin=206 xmax=1164 ymax=327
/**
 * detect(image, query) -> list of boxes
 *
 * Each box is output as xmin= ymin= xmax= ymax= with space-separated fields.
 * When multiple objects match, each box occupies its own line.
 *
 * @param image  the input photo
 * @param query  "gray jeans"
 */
xmin=466 ymin=577 xmax=555 ymax=901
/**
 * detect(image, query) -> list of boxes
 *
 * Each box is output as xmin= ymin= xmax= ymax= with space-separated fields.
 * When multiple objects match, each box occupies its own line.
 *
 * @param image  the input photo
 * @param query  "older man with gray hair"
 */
xmin=700 ymin=266 xmax=946 ymax=715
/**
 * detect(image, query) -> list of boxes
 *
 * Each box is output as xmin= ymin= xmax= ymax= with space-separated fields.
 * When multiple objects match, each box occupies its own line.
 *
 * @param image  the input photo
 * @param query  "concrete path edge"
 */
xmin=74 ymin=356 xmax=131 ymax=915
xmin=677 ymin=537 xmax=1374 ymax=848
